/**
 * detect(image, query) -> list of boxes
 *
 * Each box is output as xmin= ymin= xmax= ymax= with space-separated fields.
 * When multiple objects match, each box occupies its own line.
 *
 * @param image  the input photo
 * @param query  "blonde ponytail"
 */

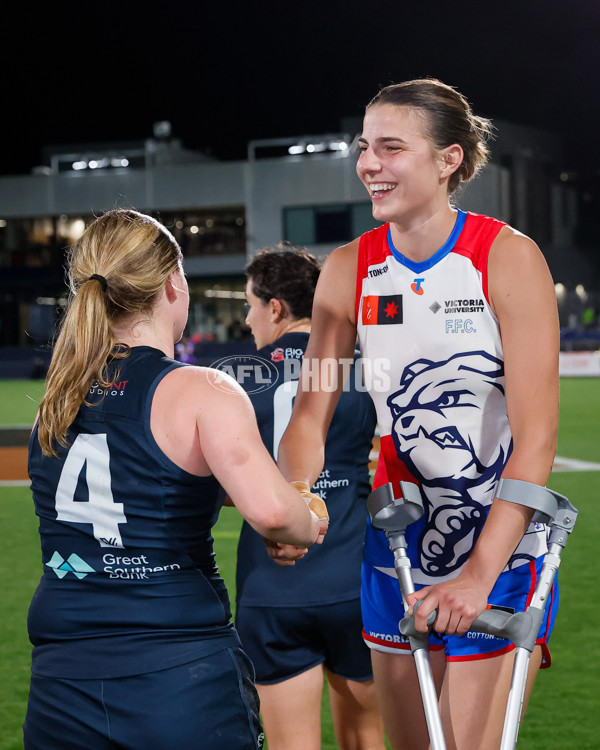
xmin=37 ymin=209 xmax=182 ymax=456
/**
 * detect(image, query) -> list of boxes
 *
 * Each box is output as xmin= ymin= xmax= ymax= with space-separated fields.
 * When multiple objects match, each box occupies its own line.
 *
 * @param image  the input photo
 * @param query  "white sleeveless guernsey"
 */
xmin=356 ymin=210 xmax=547 ymax=586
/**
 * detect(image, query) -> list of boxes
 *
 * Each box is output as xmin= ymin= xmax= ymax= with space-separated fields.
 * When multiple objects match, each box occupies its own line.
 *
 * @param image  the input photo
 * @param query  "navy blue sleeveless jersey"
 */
xmin=235 ymin=332 xmax=376 ymax=607
xmin=28 ymin=346 xmax=237 ymax=679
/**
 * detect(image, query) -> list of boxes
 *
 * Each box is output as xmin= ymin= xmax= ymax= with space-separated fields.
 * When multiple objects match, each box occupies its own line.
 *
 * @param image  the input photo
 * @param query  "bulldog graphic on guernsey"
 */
xmin=386 ymin=351 xmax=544 ymax=579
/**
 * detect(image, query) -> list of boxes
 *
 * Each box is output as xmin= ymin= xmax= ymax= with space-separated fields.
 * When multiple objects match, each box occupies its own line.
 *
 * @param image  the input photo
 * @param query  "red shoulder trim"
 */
xmin=453 ymin=212 xmax=506 ymax=303
xmin=355 ymin=224 xmax=390 ymax=321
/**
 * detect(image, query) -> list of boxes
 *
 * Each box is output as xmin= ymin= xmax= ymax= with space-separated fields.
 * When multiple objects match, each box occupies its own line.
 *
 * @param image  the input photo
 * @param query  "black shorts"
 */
xmin=24 ymin=647 xmax=264 ymax=750
xmin=236 ymin=598 xmax=373 ymax=685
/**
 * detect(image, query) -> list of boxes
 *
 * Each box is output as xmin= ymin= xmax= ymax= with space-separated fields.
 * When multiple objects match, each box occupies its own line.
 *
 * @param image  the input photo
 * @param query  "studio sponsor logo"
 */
xmin=89 ymin=380 xmax=128 ymax=397
xmin=208 ymin=354 xmax=393 ymax=393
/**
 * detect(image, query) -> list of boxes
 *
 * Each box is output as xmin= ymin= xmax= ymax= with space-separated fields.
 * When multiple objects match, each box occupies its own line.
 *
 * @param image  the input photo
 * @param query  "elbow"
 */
xmin=509 ymin=428 xmax=558 ymax=485
xmin=260 ymin=504 xmax=314 ymax=547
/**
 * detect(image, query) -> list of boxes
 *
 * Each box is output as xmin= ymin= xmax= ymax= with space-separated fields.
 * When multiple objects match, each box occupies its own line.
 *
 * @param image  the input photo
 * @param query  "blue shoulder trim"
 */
xmin=387 ymin=209 xmax=467 ymax=272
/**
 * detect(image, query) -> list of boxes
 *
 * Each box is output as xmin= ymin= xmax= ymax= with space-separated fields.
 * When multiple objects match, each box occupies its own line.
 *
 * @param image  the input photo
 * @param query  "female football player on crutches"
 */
xmin=278 ymin=78 xmax=561 ymax=750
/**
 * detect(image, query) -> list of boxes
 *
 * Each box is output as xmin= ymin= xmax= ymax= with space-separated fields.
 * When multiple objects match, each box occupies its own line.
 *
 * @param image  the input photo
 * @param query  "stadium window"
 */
xmin=159 ymin=208 xmax=246 ymax=257
xmin=315 ymin=206 xmax=351 ymax=243
xmin=351 ymin=203 xmax=379 ymax=238
xmin=284 ymin=207 xmax=315 ymax=245
xmin=283 ymin=203 xmax=379 ymax=246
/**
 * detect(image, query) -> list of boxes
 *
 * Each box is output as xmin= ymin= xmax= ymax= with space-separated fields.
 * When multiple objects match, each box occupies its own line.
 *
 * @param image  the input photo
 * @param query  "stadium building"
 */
xmin=0 ymin=118 xmax=598 ymax=377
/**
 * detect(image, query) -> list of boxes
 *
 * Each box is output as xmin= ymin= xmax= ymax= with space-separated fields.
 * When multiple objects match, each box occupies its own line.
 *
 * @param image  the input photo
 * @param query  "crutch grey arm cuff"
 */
xmin=495 ymin=478 xmax=567 ymax=524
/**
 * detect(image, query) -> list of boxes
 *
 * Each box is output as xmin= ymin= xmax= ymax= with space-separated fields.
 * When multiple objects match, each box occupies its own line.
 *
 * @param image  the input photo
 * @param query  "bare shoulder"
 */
xmin=316 ymin=238 xmax=361 ymax=322
xmin=488 ymin=225 xmax=554 ymax=312
xmin=156 ymin=364 xmax=254 ymax=416
xmin=321 ymin=238 xmax=360 ymax=279
xmin=160 ymin=362 xmax=241 ymax=387
xmin=489 ymin=225 xmax=548 ymax=272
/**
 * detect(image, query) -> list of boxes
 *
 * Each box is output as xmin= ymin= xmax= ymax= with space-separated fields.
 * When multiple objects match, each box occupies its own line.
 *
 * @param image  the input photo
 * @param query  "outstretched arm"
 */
xmin=277 ymin=240 xmax=360 ymax=484
xmin=196 ymin=369 xmax=324 ymax=548
xmin=409 ymin=228 xmax=560 ymax=634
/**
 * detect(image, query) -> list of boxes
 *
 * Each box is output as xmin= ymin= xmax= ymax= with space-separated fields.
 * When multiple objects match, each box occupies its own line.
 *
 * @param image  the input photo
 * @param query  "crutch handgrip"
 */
xmin=471 ymin=609 xmax=535 ymax=647
xmin=401 ymin=604 xmax=536 ymax=650
xmin=399 ymin=599 xmax=437 ymax=637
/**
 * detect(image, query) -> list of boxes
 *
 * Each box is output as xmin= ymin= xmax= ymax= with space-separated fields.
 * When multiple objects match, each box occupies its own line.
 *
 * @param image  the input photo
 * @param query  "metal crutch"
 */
xmin=367 ymin=480 xmax=447 ymax=750
xmin=398 ymin=478 xmax=578 ymax=750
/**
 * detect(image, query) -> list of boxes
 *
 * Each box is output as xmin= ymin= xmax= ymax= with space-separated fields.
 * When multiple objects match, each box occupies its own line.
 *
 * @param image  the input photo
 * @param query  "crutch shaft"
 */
xmin=500 ymin=648 xmax=531 ymax=750
xmin=414 ymin=650 xmax=447 ymax=750
xmin=390 ymin=540 xmax=446 ymax=748
xmin=393 ymin=545 xmax=415 ymax=603
xmin=529 ymin=543 xmax=562 ymax=611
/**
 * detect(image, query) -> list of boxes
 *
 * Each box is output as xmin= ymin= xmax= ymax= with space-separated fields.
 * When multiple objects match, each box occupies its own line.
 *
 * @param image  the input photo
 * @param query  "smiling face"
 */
xmin=356 ymin=104 xmax=451 ymax=226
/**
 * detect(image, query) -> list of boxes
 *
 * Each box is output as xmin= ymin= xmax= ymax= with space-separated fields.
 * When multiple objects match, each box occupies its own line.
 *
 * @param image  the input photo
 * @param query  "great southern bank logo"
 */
xmin=209 ymin=355 xmax=279 ymax=394
xmin=46 ymin=551 xmax=95 ymax=579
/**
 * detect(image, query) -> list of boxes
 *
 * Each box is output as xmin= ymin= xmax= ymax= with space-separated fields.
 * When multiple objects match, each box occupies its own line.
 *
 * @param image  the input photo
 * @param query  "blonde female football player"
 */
xmin=25 ymin=208 xmax=326 ymax=750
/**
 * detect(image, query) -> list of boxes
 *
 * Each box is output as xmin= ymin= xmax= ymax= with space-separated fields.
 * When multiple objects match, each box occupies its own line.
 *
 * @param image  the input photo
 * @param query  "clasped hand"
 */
xmin=406 ymin=573 xmax=489 ymax=636
xmin=264 ymin=482 xmax=329 ymax=566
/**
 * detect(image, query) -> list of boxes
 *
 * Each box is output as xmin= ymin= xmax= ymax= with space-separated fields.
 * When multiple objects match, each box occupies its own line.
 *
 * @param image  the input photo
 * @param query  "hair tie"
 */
xmin=89 ymin=274 xmax=108 ymax=292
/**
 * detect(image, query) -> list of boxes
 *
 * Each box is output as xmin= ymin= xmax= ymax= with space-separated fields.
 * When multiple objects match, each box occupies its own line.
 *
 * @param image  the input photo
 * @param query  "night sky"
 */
xmin=2 ymin=0 xmax=599 ymax=177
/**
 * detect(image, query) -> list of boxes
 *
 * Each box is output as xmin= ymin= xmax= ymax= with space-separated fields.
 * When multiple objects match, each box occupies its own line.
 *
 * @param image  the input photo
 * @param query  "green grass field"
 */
xmin=0 ymin=378 xmax=598 ymax=749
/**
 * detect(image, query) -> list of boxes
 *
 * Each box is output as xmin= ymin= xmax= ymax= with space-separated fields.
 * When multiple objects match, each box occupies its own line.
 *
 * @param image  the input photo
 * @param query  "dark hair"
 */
xmin=368 ymin=78 xmax=494 ymax=193
xmin=246 ymin=243 xmax=321 ymax=320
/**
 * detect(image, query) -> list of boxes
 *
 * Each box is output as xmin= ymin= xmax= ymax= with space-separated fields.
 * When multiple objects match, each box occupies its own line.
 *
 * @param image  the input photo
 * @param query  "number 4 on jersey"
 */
xmin=55 ymin=433 xmax=127 ymax=548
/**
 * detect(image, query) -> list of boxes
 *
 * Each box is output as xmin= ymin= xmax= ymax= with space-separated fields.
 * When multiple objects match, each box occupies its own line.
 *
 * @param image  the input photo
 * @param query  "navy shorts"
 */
xmin=361 ymin=558 xmax=558 ymax=668
xmin=24 ymin=646 xmax=264 ymax=750
xmin=236 ymin=598 xmax=373 ymax=685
